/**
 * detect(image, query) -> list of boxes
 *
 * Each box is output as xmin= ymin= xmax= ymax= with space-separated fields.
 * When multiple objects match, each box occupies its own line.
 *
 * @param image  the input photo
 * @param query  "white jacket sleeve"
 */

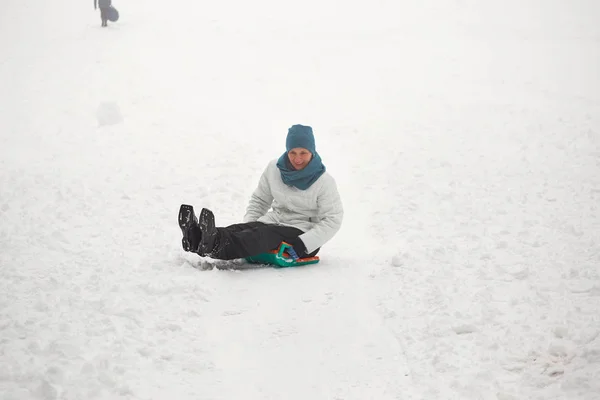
xmin=299 ymin=177 xmax=344 ymax=254
xmin=243 ymin=165 xmax=274 ymax=222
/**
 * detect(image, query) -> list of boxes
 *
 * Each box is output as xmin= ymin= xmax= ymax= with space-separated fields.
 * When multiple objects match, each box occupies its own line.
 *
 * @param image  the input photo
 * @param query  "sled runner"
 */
xmin=246 ymin=242 xmax=320 ymax=268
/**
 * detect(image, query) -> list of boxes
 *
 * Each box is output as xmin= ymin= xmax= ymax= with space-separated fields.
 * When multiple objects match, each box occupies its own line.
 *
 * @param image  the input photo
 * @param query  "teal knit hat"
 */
xmin=286 ymin=125 xmax=316 ymax=154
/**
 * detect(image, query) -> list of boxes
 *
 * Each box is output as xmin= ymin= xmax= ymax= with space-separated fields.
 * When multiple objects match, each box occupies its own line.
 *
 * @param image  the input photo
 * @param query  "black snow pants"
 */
xmin=207 ymin=222 xmax=319 ymax=260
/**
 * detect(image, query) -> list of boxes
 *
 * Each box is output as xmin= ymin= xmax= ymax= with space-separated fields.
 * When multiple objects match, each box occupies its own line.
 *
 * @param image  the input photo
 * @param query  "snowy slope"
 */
xmin=1 ymin=0 xmax=599 ymax=399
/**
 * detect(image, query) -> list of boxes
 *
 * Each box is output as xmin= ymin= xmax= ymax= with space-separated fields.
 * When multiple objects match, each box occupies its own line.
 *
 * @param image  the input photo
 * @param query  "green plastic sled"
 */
xmin=246 ymin=242 xmax=320 ymax=268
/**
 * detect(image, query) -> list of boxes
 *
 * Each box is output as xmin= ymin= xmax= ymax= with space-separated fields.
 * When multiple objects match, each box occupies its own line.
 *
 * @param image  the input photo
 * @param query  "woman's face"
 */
xmin=288 ymin=147 xmax=313 ymax=170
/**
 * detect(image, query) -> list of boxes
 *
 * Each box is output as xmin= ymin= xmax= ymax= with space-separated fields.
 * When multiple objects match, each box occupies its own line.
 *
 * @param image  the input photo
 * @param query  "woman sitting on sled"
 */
xmin=178 ymin=124 xmax=344 ymax=262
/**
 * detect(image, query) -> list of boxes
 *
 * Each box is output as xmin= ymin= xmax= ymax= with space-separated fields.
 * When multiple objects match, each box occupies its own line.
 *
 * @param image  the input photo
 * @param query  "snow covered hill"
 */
xmin=1 ymin=0 xmax=599 ymax=399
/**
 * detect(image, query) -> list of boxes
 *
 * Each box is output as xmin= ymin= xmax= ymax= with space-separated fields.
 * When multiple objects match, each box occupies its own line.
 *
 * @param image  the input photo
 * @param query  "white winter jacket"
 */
xmin=243 ymin=159 xmax=344 ymax=253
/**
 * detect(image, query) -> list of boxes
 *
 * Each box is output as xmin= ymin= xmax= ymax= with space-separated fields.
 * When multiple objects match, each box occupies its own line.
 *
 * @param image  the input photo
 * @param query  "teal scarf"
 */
xmin=276 ymin=152 xmax=326 ymax=190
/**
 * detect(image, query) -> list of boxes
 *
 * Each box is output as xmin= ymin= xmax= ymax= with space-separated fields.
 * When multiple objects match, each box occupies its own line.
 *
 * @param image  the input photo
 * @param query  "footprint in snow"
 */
xmin=452 ymin=324 xmax=478 ymax=335
xmin=222 ymin=309 xmax=245 ymax=316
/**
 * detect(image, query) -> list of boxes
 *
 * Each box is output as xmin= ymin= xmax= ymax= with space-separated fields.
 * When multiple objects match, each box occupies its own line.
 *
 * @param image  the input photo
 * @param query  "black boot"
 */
xmin=178 ymin=204 xmax=201 ymax=252
xmin=198 ymin=208 xmax=217 ymax=255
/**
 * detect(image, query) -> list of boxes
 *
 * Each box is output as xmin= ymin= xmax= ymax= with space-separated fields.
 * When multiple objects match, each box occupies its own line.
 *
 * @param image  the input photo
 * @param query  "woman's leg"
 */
xmin=100 ymin=8 xmax=108 ymax=26
xmin=181 ymin=207 xmax=319 ymax=260
xmin=207 ymin=222 xmax=304 ymax=260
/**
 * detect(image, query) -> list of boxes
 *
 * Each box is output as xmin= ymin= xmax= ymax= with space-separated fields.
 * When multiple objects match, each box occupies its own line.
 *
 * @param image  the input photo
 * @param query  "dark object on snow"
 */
xmin=94 ymin=0 xmax=115 ymax=27
xmin=107 ymin=6 xmax=119 ymax=22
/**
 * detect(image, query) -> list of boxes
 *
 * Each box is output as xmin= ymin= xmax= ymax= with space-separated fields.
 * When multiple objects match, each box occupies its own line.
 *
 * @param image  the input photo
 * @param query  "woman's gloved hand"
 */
xmin=287 ymin=237 xmax=308 ymax=259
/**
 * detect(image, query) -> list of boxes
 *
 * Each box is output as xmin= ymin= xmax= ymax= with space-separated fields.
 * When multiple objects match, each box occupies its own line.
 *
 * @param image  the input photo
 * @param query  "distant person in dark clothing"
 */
xmin=94 ymin=0 xmax=112 ymax=27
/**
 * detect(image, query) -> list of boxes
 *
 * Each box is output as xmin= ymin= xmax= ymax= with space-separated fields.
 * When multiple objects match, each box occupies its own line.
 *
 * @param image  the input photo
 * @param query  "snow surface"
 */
xmin=1 ymin=0 xmax=599 ymax=399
